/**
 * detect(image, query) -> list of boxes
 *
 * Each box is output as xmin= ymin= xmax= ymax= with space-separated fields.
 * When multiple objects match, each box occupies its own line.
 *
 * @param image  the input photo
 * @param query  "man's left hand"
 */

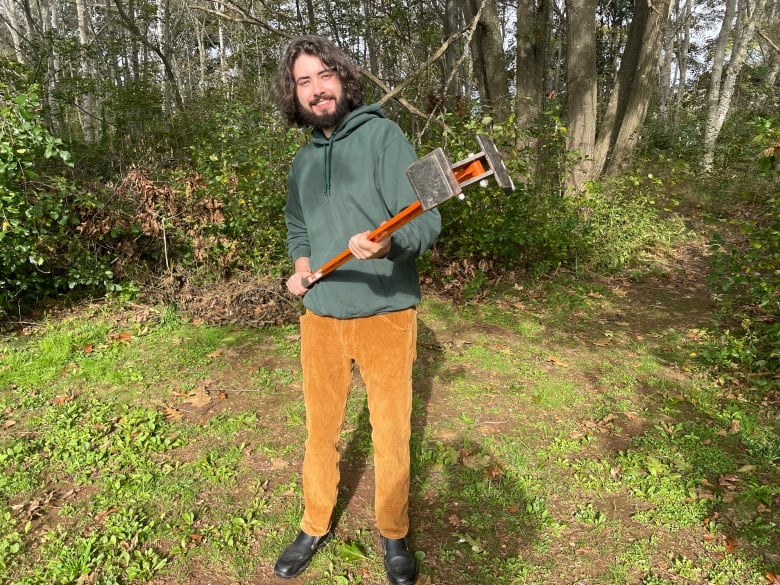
xmin=348 ymin=230 xmax=391 ymax=260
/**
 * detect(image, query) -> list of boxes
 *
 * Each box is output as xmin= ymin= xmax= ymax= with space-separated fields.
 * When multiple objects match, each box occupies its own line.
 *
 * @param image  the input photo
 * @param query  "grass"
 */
xmin=1 ymin=265 xmax=779 ymax=584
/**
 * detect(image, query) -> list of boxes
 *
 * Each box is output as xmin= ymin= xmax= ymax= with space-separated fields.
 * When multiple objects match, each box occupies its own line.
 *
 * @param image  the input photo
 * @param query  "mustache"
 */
xmin=310 ymin=93 xmax=335 ymax=105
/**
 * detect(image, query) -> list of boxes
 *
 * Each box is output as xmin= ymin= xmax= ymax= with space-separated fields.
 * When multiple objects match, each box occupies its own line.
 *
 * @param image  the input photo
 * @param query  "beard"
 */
xmin=298 ymin=95 xmax=351 ymax=131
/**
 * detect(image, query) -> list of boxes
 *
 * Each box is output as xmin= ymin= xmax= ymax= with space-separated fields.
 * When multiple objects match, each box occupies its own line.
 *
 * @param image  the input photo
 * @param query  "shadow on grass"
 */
xmin=540 ymin=272 xmax=780 ymax=576
xmin=407 ymin=320 xmax=542 ymax=584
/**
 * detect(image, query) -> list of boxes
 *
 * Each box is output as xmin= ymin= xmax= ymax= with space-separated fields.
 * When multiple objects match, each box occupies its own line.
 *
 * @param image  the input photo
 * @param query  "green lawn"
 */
xmin=1 ymin=257 xmax=778 ymax=584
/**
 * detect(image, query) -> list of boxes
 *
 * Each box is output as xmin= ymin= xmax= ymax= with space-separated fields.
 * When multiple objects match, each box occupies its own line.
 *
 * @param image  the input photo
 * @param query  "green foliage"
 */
xmin=423 ymin=116 xmax=584 ymax=274
xmin=420 ymin=112 xmax=687 ymax=282
xmin=705 ymin=117 xmax=779 ymax=375
xmin=578 ymin=175 xmax=688 ymax=272
xmin=180 ymin=93 xmax=302 ymax=274
xmin=0 ymin=84 xmax=119 ymax=316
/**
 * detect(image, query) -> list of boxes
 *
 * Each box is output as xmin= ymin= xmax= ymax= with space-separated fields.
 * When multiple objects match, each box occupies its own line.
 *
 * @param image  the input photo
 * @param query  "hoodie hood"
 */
xmin=311 ymin=103 xmax=385 ymax=196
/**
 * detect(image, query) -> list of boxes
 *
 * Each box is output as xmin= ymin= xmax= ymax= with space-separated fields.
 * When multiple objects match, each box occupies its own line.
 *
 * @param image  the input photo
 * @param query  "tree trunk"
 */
xmin=565 ymin=0 xmax=597 ymax=191
xmin=515 ymin=0 xmax=551 ymax=131
xmin=362 ymin=0 xmax=381 ymax=80
xmin=1 ymin=0 xmax=25 ymax=64
xmin=75 ymin=0 xmax=98 ymax=143
xmin=673 ymin=0 xmax=692 ymax=123
xmin=702 ymin=0 xmax=768 ymax=170
xmin=658 ymin=8 xmax=675 ymax=123
xmin=443 ymin=0 xmax=465 ymax=105
xmin=462 ymin=0 xmax=511 ymax=121
xmin=592 ymin=0 xmax=670 ymax=176
xmin=46 ymin=0 xmax=62 ymax=135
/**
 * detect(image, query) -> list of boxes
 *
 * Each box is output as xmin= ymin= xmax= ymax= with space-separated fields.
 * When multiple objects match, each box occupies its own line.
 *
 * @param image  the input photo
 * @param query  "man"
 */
xmin=271 ymin=35 xmax=440 ymax=585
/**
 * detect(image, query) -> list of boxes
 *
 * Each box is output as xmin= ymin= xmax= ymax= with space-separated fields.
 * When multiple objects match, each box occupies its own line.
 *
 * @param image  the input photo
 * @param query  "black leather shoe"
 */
xmin=381 ymin=536 xmax=418 ymax=585
xmin=274 ymin=530 xmax=332 ymax=579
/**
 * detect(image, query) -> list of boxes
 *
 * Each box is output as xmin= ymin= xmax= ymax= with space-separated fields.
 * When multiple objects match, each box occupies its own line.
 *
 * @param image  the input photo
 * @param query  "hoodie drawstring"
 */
xmin=323 ymin=138 xmax=333 ymax=197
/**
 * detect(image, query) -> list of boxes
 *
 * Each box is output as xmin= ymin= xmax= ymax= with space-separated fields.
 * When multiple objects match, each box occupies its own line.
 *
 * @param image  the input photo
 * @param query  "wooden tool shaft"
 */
xmin=301 ymin=200 xmax=425 ymax=288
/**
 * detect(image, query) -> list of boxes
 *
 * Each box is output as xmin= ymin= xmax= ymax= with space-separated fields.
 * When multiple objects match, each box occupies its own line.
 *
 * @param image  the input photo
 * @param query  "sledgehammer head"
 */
xmin=405 ymin=134 xmax=515 ymax=210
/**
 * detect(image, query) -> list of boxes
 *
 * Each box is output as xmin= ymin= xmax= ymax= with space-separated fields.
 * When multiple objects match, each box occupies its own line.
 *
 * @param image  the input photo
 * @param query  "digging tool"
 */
xmin=301 ymin=134 xmax=515 ymax=288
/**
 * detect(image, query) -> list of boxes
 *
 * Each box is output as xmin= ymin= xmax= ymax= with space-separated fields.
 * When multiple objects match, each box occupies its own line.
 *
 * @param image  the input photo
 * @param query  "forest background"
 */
xmin=0 ymin=0 xmax=778 ymax=375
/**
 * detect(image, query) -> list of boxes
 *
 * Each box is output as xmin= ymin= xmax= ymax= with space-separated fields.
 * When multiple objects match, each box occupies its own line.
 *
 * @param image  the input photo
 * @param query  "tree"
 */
xmin=702 ymin=0 xmax=769 ymax=170
xmin=565 ymin=0 xmax=598 ymax=190
xmin=515 ymin=0 xmax=552 ymax=132
xmin=462 ymin=0 xmax=511 ymax=121
xmin=75 ymin=0 xmax=97 ymax=142
xmin=592 ymin=0 xmax=670 ymax=176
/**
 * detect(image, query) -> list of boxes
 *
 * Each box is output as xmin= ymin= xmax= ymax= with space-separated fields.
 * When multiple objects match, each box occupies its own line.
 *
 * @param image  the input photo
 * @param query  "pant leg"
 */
xmin=299 ymin=311 xmax=353 ymax=536
xmin=352 ymin=308 xmax=417 ymax=539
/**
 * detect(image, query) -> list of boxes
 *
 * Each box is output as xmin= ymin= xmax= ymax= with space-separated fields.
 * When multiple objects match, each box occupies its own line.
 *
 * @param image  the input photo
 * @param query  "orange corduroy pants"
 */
xmin=298 ymin=307 xmax=417 ymax=540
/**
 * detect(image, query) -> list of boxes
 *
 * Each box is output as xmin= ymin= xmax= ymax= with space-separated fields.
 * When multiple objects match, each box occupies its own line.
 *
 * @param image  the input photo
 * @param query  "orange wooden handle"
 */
xmin=302 ymin=201 xmax=425 ymax=288
xmin=452 ymin=158 xmax=487 ymax=184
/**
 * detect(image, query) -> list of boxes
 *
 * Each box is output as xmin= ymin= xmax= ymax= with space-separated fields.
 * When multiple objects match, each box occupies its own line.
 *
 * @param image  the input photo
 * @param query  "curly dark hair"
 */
xmin=273 ymin=35 xmax=365 ymax=127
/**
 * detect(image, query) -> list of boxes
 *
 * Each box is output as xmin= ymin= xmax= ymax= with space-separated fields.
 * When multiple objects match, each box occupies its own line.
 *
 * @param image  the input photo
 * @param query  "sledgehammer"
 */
xmin=302 ymin=134 xmax=515 ymax=288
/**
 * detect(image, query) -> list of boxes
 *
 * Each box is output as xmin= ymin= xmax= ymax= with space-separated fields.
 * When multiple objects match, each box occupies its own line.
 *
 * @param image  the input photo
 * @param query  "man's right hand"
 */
xmin=286 ymin=271 xmax=312 ymax=297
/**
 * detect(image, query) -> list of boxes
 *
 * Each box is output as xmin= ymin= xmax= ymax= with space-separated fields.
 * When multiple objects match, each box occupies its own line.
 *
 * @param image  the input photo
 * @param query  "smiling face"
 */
xmin=293 ymin=53 xmax=350 ymax=136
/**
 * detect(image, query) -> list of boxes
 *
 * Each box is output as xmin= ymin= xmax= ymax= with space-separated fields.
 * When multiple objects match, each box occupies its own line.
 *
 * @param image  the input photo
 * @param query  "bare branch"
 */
xmin=190 ymin=1 xmax=294 ymax=39
xmin=757 ymin=28 xmax=780 ymax=54
xmin=371 ymin=0 xmax=486 ymax=133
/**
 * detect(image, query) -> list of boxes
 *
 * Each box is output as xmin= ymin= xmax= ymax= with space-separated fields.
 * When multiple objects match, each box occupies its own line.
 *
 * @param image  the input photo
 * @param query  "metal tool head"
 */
xmin=475 ymin=134 xmax=515 ymax=194
xmin=406 ymin=148 xmax=463 ymax=211
xmin=406 ymin=135 xmax=515 ymax=210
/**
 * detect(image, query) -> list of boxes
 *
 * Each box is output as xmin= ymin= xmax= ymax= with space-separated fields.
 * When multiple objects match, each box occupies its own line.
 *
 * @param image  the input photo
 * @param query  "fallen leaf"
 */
xmin=52 ymin=394 xmax=74 ymax=405
xmin=83 ymin=344 xmax=94 ymax=353
xmin=95 ymin=506 xmax=119 ymax=522
xmin=185 ymin=387 xmax=212 ymax=409
xmin=109 ymin=331 xmax=133 ymax=343
xmin=486 ymin=464 xmax=505 ymax=481
xmin=724 ymin=537 xmax=737 ymax=553
xmin=163 ymin=405 xmax=183 ymax=421
xmin=3 ymin=420 xmax=17 ymax=429
xmin=207 ymin=349 xmax=223 ymax=359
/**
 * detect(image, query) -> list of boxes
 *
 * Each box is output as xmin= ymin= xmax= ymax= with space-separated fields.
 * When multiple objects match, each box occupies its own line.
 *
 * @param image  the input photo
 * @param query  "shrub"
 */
xmin=704 ymin=117 xmax=779 ymax=375
xmin=0 ymin=84 xmax=119 ymax=317
xmin=578 ymin=175 xmax=688 ymax=272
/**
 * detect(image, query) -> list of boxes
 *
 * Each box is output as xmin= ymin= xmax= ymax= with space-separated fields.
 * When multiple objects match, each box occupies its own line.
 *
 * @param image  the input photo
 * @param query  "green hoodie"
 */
xmin=285 ymin=104 xmax=441 ymax=318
